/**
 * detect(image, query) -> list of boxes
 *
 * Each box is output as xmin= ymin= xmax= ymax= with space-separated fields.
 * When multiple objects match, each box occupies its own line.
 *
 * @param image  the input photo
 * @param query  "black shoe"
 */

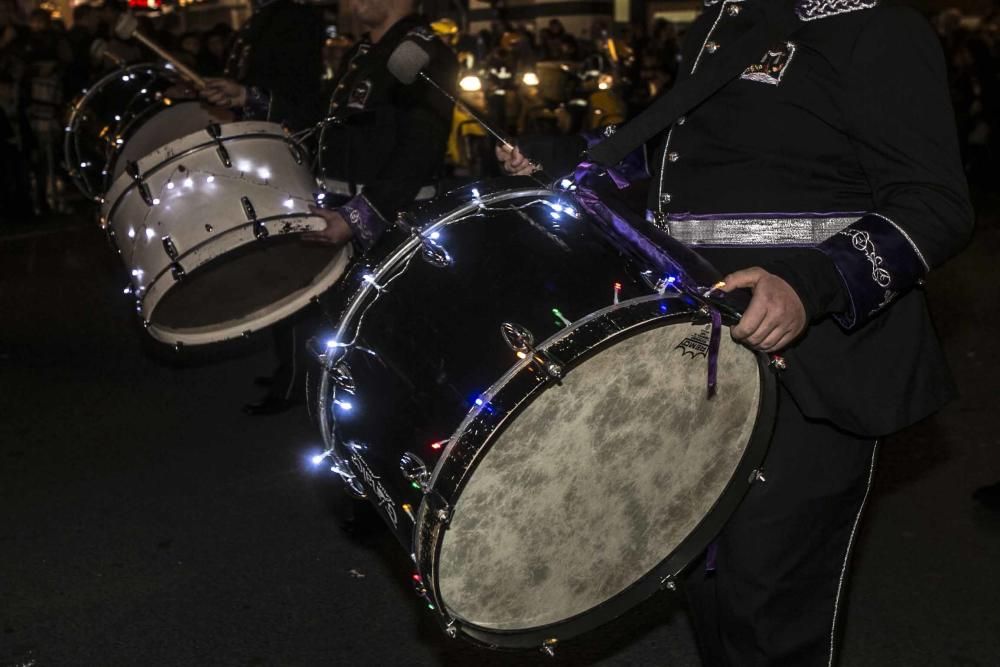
xmin=973 ymin=481 xmax=1000 ymax=510
xmin=242 ymin=395 xmax=302 ymax=416
xmin=253 ymin=375 xmax=275 ymax=388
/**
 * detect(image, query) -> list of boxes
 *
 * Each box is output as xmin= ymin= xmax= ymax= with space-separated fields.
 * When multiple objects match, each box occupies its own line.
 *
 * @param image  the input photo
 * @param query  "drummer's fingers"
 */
xmin=720 ymin=268 xmax=762 ymax=292
xmin=745 ymin=315 xmax=781 ymax=348
xmin=731 ymin=299 xmax=767 ymax=342
xmin=756 ymin=324 xmax=789 ymax=352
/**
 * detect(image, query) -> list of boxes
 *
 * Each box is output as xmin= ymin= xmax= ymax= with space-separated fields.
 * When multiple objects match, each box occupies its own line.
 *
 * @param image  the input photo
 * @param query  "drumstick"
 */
xmin=114 ymin=14 xmax=207 ymax=89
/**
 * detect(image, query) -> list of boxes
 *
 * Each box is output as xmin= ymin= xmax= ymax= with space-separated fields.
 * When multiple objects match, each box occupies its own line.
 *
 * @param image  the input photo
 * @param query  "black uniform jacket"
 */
xmin=317 ymin=15 xmax=457 ymax=250
xmin=662 ymin=0 xmax=973 ymax=436
xmin=563 ymin=0 xmax=972 ymax=436
xmin=226 ymin=0 xmax=325 ymax=131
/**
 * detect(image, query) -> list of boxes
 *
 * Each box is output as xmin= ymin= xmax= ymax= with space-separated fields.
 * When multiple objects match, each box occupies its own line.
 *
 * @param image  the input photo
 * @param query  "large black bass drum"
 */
xmin=308 ymin=178 xmax=776 ymax=652
xmin=64 ymin=63 xmax=228 ymax=201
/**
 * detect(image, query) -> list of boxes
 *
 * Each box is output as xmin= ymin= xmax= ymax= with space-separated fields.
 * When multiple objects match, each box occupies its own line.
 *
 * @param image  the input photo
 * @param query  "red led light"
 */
xmin=412 ymin=573 xmax=422 ymax=582
xmin=430 ymin=439 xmax=447 ymax=451
xmin=614 ymin=282 xmax=622 ymax=290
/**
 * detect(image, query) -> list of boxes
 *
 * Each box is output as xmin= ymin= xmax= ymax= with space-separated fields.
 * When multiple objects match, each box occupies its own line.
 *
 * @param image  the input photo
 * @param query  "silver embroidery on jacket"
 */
xmin=840 ymin=228 xmax=899 ymax=316
xmin=704 ymin=0 xmax=878 ymax=20
xmin=840 ymin=229 xmax=891 ymax=287
xmin=796 ymin=0 xmax=878 ymax=20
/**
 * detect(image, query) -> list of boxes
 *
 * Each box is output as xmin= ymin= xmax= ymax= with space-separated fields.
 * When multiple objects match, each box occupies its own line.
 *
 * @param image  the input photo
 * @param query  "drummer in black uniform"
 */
xmin=244 ymin=0 xmax=456 ymax=415
xmin=303 ymin=0 xmax=457 ymax=249
xmin=499 ymin=0 xmax=972 ymax=664
xmin=199 ymin=0 xmax=325 ymax=131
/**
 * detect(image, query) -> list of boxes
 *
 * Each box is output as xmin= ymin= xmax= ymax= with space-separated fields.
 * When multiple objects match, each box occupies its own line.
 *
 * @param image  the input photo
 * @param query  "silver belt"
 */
xmin=652 ymin=214 xmax=860 ymax=246
xmin=321 ymin=178 xmax=438 ymax=202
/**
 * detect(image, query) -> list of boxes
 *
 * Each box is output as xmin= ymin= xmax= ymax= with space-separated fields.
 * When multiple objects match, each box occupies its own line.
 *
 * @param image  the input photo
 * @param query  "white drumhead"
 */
xmin=437 ymin=321 xmax=760 ymax=630
xmin=109 ymin=100 xmax=228 ymax=184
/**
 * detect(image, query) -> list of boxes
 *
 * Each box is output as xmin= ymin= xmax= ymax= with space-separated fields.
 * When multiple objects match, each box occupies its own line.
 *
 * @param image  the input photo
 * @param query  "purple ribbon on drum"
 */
xmin=568 ymin=170 xmax=724 ymax=399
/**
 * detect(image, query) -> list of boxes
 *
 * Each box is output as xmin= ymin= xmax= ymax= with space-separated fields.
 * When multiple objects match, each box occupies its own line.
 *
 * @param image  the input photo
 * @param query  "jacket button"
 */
xmin=705 ymin=41 xmax=720 ymax=54
xmin=667 ymin=152 xmax=679 ymax=163
xmin=677 ymin=116 xmax=687 ymax=126
xmin=660 ymin=193 xmax=673 ymax=205
xmin=726 ymin=4 xmax=742 ymax=16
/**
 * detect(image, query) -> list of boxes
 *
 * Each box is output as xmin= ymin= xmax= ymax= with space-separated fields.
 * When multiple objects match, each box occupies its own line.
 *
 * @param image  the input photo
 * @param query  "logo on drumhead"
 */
xmin=675 ymin=325 xmax=712 ymax=360
xmin=350 ymin=452 xmax=399 ymax=527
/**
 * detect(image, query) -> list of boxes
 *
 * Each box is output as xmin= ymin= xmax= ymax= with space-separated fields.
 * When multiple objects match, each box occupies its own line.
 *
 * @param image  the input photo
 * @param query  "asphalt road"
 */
xmin=2 ymin=197 xmax=998 ymax=667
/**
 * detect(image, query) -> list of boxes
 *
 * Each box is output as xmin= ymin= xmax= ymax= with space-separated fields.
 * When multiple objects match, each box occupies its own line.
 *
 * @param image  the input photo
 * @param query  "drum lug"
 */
xmin=241 ymin=196 xmax=268 ymax=240
xmin=660 ymin=574 xmax=678 ymax=591
xmin=330 ymin=362 xmax=355 ymax=395
xmin=170 ymin=262 xmax=186 ymax=281
xmin=443 ymin=621 xmax=458 ymax=639
xmin=314 ymin=448 xmax=366 ymax=499
xmin=420 ymin=240 xmax=453 ymax=268
xmin=124 ymin=160 xmax=154 ymax=207
xmin=400 ymin=452 xmax=431 ymax=493
xmin=749 ymin=468 xmax=767 ymax=484
xmin=286 ymin=139 xmax=305 ymax=165
xmin=206 ymin=122 xmax=231 ymax=168
xmin=395 ymin=213 xmax=453 ymax=268
xmin=540 ymin=638 xmax=559 ymax=657
xmin=161 ymin=235 xmax=178 ymax=259
xmin=500 ymin=322 xmax=535 ymax=354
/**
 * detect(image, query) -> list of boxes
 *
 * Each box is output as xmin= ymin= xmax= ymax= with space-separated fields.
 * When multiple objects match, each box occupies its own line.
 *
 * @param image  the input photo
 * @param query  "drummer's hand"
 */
xmin=496 ymin=143 xmax=537 ymax=176
xmin=721 ymin=268 xmax=807 ymax=354
xmin=302 ymin=206 xmax=353 ymax=246
xmin=200 ymin=78 xmax=247 ymax=108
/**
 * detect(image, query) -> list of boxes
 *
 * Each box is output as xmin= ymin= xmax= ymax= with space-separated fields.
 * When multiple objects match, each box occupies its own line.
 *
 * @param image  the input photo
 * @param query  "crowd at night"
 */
xmin=1 ymin=0 xmax=998 ymax=223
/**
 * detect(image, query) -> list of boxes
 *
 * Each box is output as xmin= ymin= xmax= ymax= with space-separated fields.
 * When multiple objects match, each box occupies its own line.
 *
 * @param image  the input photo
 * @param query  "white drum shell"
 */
xmin=102 ymin=121 xmax=349 ymax=346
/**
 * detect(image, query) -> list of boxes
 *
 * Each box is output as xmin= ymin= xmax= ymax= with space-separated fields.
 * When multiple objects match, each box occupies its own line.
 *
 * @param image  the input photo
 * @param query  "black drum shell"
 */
xmin=313 ymin=179 xmax=776 ymax=649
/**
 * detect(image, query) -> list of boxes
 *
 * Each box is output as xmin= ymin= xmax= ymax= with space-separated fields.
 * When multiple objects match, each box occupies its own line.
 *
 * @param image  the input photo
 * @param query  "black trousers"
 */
xmin=266 ymin=305 xmax=324 ymax=402
xmin=684 ymin=386 xmax=878 ymax=667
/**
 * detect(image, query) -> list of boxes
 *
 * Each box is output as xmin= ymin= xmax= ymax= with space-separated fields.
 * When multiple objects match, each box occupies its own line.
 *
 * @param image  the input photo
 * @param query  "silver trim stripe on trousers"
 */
xmin=658 ymin=215 xmax=860 ymax=246
xmin=828 ymin=441 xmax=879 ymax=667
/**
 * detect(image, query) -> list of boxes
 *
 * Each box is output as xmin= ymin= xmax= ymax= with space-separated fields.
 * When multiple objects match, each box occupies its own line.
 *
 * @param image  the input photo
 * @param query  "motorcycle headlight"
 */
xmin=459 ymin=75 xmax=483 ymax=92
xmin=522 ymin=72 xmax=540 ymax=87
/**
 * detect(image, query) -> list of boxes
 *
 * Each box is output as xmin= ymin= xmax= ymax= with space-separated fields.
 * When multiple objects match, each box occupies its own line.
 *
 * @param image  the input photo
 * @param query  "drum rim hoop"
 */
xmin=64 ymin=62 xmax=172 ymax=200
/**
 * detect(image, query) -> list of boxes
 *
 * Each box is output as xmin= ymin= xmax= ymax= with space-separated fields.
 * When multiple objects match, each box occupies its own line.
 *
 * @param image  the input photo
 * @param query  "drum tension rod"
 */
xmin=500 ymin=322 xmax=563 ymax=384
xmin=206 ymin=123 xmax=231 ymax=168
xmin=162 ymin=235 xmax=185 ymax=281
xmin=242 ymin=196 xmax=269 ymax=240
xmin=125 ymin=160 xmax=154 ymax=207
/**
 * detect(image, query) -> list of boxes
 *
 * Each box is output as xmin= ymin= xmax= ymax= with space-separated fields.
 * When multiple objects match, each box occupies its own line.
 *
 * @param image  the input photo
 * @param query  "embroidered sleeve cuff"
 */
xmin=339 ymin=194 xmax=388 ymax=252
xmin=242 ymin=86 xmax=272 ymax=121
xmin=817 ymin=213 xmax=929 ymax=329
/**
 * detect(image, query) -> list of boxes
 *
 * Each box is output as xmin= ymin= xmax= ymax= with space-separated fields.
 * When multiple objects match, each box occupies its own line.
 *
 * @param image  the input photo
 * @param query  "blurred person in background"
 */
xmin=198 ymin=23 xmax=231 ymax=77
xmin=20 ymin=8 xmax=70 ymax=216
xmin=199 ymin=0 xmax=325 ymax=132
xmin=0 ymin=0 xmax=32 ymax=224
xmin=64 ymin=4 xmax=97 ymax=95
